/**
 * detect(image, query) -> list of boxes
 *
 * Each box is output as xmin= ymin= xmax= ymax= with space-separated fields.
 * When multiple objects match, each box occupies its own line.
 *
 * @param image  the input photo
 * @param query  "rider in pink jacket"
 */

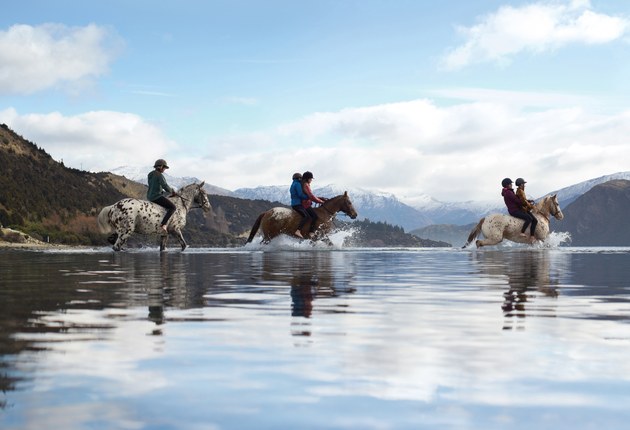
xmin=502 ymin=178 xmax=536 ymax=243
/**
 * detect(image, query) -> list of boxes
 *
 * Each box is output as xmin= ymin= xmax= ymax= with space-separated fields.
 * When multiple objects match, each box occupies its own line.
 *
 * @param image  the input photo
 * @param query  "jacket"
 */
xmin=290 ymin=179 xmax=309 ymax=206
xmin=516 ymin=188 xmax=534 ymax=212
xmin=147 ymin=170 xmax=174 ymax=201
xmin=302 ymin=183 xmax=324 ymax=208
xmin=502 ymin=187 xmax=521 ymax=214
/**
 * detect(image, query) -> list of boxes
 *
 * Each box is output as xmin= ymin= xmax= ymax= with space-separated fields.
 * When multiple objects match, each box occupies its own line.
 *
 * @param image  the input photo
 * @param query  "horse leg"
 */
xmin=160 ymin=235 xmax=168 ymax=252
xmin=173 ymin=230 xmax=188 ymax=251
xmin=113 ymin=231 xmax=131 ymax=251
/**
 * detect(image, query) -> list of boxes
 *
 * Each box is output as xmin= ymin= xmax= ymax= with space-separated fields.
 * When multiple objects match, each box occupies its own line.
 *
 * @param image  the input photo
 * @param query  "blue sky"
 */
xmin=1 ymin=0 xmax=630 ymax=201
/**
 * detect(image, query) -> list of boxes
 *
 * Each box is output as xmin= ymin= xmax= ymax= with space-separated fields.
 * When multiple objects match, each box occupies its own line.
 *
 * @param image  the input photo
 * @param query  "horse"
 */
xmin=98 ymin=182 xmax=212 ymax=251
xmin=246 ymin=192 xmax=358 ymax=245
xmin=464 ymin=194 xmax=563 ymax=248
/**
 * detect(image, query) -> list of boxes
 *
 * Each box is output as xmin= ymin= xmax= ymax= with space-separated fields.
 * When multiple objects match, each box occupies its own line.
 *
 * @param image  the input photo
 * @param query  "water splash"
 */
xmin=462 ymin=231 xmax=572 ymax=251
xmin=242 ymin=227 xmax=359 ymax=251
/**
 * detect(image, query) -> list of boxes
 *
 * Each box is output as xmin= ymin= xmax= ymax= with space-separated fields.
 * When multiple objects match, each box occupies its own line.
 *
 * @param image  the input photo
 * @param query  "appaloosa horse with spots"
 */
xmin=245 ymin=192 xmax=358 ymax=245
xmin=463 ymin=194 xmax=563 ymax=248
xmin=98 ymin=182 xmax=211 ymax=251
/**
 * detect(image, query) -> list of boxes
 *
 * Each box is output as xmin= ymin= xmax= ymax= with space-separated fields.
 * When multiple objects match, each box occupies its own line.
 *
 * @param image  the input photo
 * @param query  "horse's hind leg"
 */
xmin=475 ymin=233 xmax=503 ymax=248
xmin=160 ymin=235 xmax=168 ymax=252
xmin=113 ymin=232 xmax=131 ymax=251
xmin=173 ymin=230 xmax=187 ymax=251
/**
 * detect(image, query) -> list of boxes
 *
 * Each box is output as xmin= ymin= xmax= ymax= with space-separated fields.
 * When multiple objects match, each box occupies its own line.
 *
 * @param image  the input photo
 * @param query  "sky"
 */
xmin=1 ymin=0 xmax=630 ymax=202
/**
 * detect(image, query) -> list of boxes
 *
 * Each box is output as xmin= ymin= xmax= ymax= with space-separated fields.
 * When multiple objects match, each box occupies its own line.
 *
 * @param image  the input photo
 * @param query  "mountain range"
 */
xmin=111 ymin=165 xmax=630 ymax=233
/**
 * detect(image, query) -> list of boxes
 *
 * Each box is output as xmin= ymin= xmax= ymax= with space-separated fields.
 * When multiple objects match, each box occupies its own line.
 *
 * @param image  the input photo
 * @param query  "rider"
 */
xmin=147 ymin=159 xmax=177 ymax=234
xmin=301 ymin=171 xmax=326 ymax=238
xmin=290 ymin=172 xmax=310 ymax=238
xmin=502 ymin=178 xmax=536 ymax=244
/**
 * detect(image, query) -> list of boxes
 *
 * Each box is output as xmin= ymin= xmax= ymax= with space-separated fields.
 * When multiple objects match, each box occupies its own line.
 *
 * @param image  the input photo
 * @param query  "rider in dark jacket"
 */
xmin=148 ymin=159 xmax=177 ymax=234
xmin=290 ymin=173 xmax=310 ymax=238
xmin=502 ymin=178 xmax=536 ymax=243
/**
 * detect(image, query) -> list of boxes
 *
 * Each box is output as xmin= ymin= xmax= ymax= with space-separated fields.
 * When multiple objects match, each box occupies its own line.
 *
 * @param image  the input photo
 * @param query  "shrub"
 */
xmin=4 ymin=232 xmax=25 ymax=243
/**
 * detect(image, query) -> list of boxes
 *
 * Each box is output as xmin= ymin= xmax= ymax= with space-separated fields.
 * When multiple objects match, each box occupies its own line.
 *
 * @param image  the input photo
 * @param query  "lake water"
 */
xmin=1 ymin=241 xmax=630 ymax=429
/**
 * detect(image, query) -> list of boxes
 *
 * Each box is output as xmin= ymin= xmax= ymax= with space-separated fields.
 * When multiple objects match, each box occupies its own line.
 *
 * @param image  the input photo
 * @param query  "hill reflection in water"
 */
xmin=1 ymin=247 xmax=629 ymax=429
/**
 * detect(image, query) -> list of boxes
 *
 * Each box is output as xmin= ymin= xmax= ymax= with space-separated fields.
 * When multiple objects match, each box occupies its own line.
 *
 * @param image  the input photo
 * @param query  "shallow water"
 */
xmin=1 ymin=245 xmax=629 ymax=429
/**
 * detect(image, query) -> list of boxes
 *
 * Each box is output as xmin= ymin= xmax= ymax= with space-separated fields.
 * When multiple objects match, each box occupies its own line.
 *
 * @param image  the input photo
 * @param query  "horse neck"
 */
xmin=534 ymin=197 xmax=551 ymax=222
xmin=324 ymin=195 xmax=345 ymax=213
xmin=174 ymin=185 xmax=196 ymax=213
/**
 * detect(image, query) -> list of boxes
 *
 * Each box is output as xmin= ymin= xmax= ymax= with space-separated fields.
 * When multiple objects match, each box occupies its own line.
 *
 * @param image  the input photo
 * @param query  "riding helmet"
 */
xmin=501 ymin=178 xmax=513 ymax=188
xmin=302 ymin=171 xmax=314 ymax=180
xmin=292 ymin=173 xmax=302 ymax=180
xmin=154 ymin=159 xmax=169 ymax=169
xmin=515 ymin=178 xmax=526 ymax=186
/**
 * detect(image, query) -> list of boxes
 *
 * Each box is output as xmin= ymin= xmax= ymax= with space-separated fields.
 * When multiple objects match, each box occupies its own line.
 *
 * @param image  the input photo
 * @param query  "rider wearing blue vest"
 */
xmin=148 ymin=159 xmax=177 ymax=234
xmin=290 ymin=172 xmax=310 ymax=238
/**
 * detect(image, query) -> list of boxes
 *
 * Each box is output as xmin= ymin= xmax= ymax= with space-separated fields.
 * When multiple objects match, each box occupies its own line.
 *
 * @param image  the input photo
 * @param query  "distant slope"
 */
xmin=550 ymin=179 xmax=630 ymax=246
xmin=234 ymin=184 xmax=433 ymax=231
xmin=110 ymin=166 xmax=234 ymax=196
xmin=409 ymin=222 xmax=478 ymax=248
xmin=400 ymin=193 xmax=504 ymax=225
xmin=541 ymin=171 xmax=630 ymax=209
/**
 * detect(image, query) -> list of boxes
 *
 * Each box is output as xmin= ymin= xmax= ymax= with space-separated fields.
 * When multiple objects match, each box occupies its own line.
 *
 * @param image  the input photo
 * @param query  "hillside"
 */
xmin=409 ymin=222 xmax=478 ymax=248
xmin=550 ymin=180 xmax=630 ymax=246
xmin=1 ymin=125 xmax=440 ymax=248
xmin=342 ymin=219 xmax=451 ymax=247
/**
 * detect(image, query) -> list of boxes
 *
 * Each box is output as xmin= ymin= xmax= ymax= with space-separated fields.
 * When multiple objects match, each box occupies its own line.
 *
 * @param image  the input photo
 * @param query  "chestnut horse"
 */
xmin=464 ymin=194 xmax=563 ymax=248
xmin=246 ymin=192 xmax=358 ymax=245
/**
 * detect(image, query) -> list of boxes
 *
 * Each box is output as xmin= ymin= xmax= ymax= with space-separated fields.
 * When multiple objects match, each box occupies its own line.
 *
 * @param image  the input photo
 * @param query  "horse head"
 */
xmin=549 ymin=194 xmax=563 ymax=220
xmin=341 ymin=191 xmax=358 ymax=219
xmin=194 ymin=181 xmax=212 ymax=213
xmin=536 ymin=194 xmax=563 ymax=221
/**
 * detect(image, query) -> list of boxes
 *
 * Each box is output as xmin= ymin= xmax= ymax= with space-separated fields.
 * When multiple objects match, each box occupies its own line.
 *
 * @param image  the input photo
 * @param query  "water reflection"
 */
xmin=470 ymin=251 xmax=566 ymax=329
xmin=2 ymin=249 xmax=630 ymax=429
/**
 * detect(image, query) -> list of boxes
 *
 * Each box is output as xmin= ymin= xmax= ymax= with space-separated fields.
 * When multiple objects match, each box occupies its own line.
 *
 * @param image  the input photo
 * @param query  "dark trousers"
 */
xmin=292 ymin=205 xmax=319 ymax=232
xmin=152 ymin=196 xmax=176 ymax=226
xmin=510 ymin=209 xmax=538 ymax=236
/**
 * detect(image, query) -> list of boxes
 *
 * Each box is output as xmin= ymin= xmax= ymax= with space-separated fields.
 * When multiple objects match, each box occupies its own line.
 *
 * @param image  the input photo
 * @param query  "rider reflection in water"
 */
xmin=148 ymin=159 xmax=178 ymax=234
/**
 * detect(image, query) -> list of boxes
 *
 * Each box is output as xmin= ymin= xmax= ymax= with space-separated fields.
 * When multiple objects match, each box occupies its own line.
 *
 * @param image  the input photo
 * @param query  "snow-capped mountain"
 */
xmin=233 ymin=183 xmax=433 ymax=231
xmin=400 ymin=193 xmax=504 ymax=225
xmin=541 ymin=171 xmax=630 ymax=208
xmin=110 ymin=166 xmax=233 ymax=196
xmin=108 ymin=166 xmax=630 ymax=230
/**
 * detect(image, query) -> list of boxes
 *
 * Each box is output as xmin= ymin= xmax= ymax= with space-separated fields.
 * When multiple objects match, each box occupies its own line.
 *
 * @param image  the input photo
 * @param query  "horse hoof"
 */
xmin=181 ymin=245 xmax=188 ymax=251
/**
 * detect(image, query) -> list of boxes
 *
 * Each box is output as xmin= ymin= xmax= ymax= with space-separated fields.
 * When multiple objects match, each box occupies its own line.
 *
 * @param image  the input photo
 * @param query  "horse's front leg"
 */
xmin=160 ymin=235 xmax=168 ymax=252
xmin=173 ymin=229 xmax=188 ymax=251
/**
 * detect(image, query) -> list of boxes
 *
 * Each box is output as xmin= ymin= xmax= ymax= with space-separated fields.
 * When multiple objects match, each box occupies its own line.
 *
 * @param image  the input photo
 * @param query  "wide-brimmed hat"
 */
xmin=154 ymin=159 xmax=169 ymax=169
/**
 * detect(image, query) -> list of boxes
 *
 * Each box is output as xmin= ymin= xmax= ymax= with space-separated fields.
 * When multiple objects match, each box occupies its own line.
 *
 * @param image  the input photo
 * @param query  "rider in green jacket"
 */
xmin=148 ymin=159 xmax=177 ymax=233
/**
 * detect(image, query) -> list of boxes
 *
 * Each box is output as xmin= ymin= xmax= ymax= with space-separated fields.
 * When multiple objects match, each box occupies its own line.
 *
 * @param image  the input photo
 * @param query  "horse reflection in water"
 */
xmin=471 ymin=251 xmax=563 ymax=330
xmin=254 ymin=252 xmax=357 ymax=345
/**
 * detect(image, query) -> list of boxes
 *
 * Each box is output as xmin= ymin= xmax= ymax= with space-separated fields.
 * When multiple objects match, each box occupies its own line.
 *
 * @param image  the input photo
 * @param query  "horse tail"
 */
xmin=463 ymin=217 xmax=485 ymax=248
xmin=97 ymin=205 xmax=114 ymax=234
xmin=246 ymin=213 xmax=265 ymax=243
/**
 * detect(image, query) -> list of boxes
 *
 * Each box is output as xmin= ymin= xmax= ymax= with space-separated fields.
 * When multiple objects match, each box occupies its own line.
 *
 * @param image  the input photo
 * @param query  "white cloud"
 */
xmin=0 ymin=23 xmax=124 ymax=95
xmin=0 ymin=107 xmax=178 ymax=172
xmin=4 ymin=96 xmax=630 ymax=203
xmin=184 ymin=98 xmax=630 ymax=202
xmin=439 ymin=0 xmax=629 ymax=70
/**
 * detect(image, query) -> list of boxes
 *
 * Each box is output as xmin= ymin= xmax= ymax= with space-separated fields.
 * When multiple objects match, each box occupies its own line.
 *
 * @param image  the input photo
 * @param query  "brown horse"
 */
xmin=246 ymin=192 xmax=358 ymax=245
xmin=464 ymin=194 xmax=563 ymax=248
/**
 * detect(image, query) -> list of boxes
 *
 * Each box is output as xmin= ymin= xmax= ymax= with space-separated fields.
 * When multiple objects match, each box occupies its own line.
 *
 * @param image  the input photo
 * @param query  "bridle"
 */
xmin=541 ymin=198 xmax=561 ymax=222
xmin=176 ymin=186 xmax=208 ymax=211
